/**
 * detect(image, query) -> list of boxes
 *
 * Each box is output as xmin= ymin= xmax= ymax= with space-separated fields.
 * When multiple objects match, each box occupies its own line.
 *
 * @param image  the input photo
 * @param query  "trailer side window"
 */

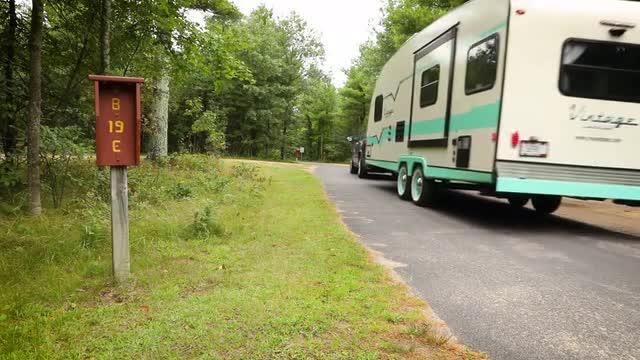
xmin=465 ymin=35 xmax=499 ymax=95
xmin=374 ymin=95 xmax=383 ymax=122
xmin=560 ymin=39 xmax=640 ymax=103
xmin=420 ymin=65 xmax=440 ymax=107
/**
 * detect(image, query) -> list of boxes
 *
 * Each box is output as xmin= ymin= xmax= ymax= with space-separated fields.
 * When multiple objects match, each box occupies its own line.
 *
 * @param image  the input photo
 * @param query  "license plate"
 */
xmin=520 ymin=141 xmax=549 ymax=158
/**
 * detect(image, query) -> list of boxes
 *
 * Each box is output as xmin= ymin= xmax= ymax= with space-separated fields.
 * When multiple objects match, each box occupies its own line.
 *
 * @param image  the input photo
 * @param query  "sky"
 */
xmin=229 ymin=0 xmax=384 ymax=87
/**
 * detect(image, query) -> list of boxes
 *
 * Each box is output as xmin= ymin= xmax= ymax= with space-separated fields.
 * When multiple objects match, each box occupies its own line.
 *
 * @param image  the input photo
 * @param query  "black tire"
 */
xmin=357 ymin=156 xmax=368 ymax=179
xmin=397 ymin=164 xmax=411 ymax=200
xmin=507 ymin=195 xmax=530 ymax=209
xmin=410 ymin=166 xmax=439 ymax=207
xmin=532 ymin=195 xmax=562 ymax=215
xmin=350 ymin=161 xmax=358 ymax=174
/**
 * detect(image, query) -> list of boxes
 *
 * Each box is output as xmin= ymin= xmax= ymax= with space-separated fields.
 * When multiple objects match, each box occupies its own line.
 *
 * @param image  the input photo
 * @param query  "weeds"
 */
xmin=405 ymin=322 xmax=452 ymax=346
xmin=189 ymin=206 xmax=223 ymax=238
xmin=81 ymin=220 xmax=106 ymax=250
xmin=171 ymin=183 xmax=194 ymax=200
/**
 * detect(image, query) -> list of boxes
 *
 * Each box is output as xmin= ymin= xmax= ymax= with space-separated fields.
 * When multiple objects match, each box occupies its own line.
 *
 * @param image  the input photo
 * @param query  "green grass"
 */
xmin=0 ymin=157 xmax=485 ymax=359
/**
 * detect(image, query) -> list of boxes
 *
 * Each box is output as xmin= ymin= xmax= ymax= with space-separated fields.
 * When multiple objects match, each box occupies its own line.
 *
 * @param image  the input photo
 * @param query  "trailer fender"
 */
xmin=398 ymin=155 xmax=428 ymax=175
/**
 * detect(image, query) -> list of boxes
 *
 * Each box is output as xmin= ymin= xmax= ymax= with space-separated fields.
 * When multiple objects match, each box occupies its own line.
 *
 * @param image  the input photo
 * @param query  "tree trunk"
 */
xmin=280 ymin=107 xmax=290 ymax=160
xmin=148 ymin=72 xmax=170 ymax=160
xmin=305 ymin=115 xmax=313 ymax=161
xmin=27 ymin=0 xmax=44 ymax=215
xmin=2 ymin=0 xmax=18 ymax=156
xmin=265 ymin=117 xmax=270 ymax=156
xmin=100 ymin=0 xmax=111 ymax=74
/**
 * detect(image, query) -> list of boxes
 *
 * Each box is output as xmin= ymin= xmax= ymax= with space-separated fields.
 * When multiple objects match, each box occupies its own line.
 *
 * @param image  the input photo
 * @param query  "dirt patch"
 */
xmin=180 ymin=278 xmax=221 ymax=298
xmin=556 ymin=199 xmax=640 ymax=237
xmin=97 ymin=283 xmax=144 ymax=306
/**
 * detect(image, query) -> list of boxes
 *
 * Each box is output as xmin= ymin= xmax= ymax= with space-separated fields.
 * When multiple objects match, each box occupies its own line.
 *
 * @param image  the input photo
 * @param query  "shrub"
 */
xmin=81 ymin=220 xmax=106 ymax=250
xmin=189 ymin=206 xmax=222 ymax=238
xmin=168 ymin=153 xmax=219 ymax=173
xmin=171 ymin=183 xmax=193 ymax=200
xmin=0 ymin=160 xmax=24 ymax=192
xmin=185 ymin=99 xmax=227 ymax=155
xmin=40 ymin=126 xmax=92 ymax=208
xmin=0 ymin=159 xmax=25 ymax=207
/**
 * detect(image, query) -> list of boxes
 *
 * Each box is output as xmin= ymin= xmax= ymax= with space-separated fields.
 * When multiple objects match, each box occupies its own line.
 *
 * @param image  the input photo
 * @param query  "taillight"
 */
xmin=511 ymin=132 xmax=520 ymax=148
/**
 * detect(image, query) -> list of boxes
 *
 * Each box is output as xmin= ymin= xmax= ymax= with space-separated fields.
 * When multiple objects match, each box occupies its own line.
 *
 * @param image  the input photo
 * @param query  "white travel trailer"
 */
xmin=355 ymin=0 xmax=640 ymax=214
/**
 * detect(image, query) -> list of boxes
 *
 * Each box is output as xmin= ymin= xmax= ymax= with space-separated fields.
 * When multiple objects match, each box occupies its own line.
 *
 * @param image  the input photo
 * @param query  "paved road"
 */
xmin=314 ymin=164 xmax=640 ymax=360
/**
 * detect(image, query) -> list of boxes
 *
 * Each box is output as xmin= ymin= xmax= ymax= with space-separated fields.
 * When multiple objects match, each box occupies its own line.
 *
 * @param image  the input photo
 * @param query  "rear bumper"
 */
xmin=496 ymin=161 xmax=640 ymax=201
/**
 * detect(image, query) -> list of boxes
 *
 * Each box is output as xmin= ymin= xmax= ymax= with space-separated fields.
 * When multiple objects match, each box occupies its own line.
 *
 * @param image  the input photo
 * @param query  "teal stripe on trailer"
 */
xmin=409 ymin=101 xmax=500 ymax=136
xmin=410 ymin=118 xmax=445 ymax=136
xmin=449 ymin=102 xmax=500 ymax=132
xmin=366 ymin=159 xmax=398 ymax=172
xmin=368 ymin=127 xmax=394 ymax=145
xmin=427 ymin=167 xmax=493 ymax=183
xmin=497 ymin=177 xmax=640 ymax=201
xmin=367 ymin=101 xmax=501 ymax=146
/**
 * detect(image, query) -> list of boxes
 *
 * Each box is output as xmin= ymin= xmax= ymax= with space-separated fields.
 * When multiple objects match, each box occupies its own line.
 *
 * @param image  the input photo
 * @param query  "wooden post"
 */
xmin=89 ymin=75 xmax=143 ymax=282
xmin=111 ymin=166 xmax=130 ymax=282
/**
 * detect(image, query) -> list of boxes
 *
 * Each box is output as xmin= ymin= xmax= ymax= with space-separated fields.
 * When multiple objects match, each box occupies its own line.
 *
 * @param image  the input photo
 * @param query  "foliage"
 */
xmin=187 ymin=98 xmax=226 ymax=154
xmin=189 ymin=205 xmax=222 ymax=238
xmin=0 ymin=159 xmax=24 ymax=193
xmin=171 ymin=182 xmax=194 ymax=199
xmin=0 ymin=0 xmax=349 ymax=165
xmin=39 ymin=126 xmax=92 ymax=208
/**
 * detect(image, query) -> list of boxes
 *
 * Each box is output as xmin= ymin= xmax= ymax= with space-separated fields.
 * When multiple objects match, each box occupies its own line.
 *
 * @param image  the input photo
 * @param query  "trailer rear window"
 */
xmin=560 ymin=39 xmax=640 ymax=103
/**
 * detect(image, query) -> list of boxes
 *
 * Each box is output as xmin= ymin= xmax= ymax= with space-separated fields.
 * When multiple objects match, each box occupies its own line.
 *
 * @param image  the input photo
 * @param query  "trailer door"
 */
xmin=409 ymin=27 xmax=457 ymax=147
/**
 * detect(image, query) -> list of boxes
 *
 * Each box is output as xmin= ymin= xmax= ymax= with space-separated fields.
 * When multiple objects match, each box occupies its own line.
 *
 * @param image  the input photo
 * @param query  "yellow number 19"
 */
xmin=108 ymin=120 xmax=125 ymax=134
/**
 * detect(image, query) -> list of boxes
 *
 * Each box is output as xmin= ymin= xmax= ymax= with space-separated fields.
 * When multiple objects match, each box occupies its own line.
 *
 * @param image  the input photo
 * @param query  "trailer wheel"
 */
xmin=410 ymin=166 xmax=439 ymax=207
xmin=350 ymin=160 xmax=358 ymax=174
xmin=532 ymin=195 xmax=562 ymax=215
xmin=357 ymin=157 xmax=368 ymax=179
xmin=397 ymin=164 xmax=411 ymax=200
xmin=507 ymin=195 xmax=530 ymax=209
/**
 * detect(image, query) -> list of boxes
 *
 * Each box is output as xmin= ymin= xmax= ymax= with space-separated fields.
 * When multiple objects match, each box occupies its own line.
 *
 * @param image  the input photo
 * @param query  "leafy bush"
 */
xmin=171 ymin=183 xmax=193 ymax=200
xmin=189 ymin=206 xmax=222 ymax=238
xmin=168 ymin=153 xmax=219 ymax=173
xmin=81 ymin=220 xmax=106 ymax=250
xmin=186 ymin=99 xmax=227 ymax=154
xmin=0 ymin=160 xmax=25 ymax=205
xmin=40 ymin=126 xmax=92 ymax=208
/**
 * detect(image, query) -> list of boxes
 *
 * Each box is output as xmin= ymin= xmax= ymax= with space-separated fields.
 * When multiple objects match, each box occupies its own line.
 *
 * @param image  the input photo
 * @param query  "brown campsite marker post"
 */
xmin=89 ymin=75 xmax=144 ymax=282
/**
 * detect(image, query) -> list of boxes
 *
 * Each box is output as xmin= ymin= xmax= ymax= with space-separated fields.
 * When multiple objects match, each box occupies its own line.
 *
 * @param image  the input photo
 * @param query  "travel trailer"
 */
xmin=353 ymin=0 xmax=640 ymax=214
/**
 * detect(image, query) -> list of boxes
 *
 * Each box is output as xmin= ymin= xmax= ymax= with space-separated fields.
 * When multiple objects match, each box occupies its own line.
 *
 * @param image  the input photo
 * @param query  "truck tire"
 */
xmin=508 ymin=195 xmax=530 ymax=209
xmin=357 ymin=157 xmax=368 ymax=179
xmin=350 ymin=161 xmax=358 ymax=174
xmin=410 ymin=166 xmax=439 ymax=207
xmin=397 ymin=164 xmax=411 ymax=200
xmin=532 ymin=195 xmax=562 ymax=215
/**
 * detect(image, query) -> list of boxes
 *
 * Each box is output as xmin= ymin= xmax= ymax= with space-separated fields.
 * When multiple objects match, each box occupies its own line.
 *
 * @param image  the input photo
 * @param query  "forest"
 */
xmin=0 ymin=0 xmax=467 ymax=214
